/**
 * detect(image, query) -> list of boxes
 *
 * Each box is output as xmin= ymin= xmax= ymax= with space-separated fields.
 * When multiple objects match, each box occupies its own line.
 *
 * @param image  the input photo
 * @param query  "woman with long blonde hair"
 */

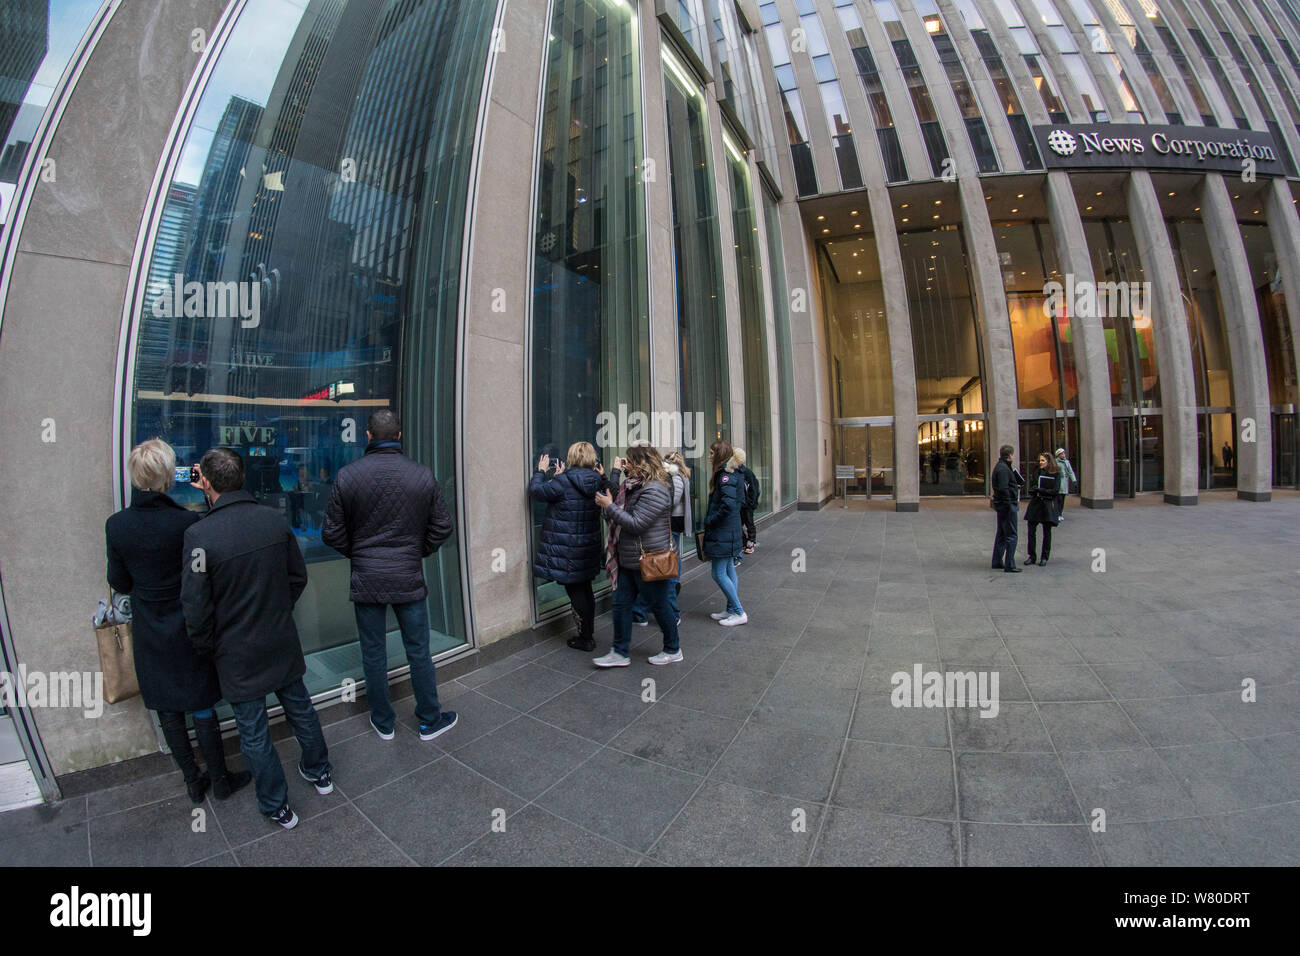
xmin=593 ymin=443 xmax=681 ymax=666
xmin=701 ymin=439 xmax=746 ymax=625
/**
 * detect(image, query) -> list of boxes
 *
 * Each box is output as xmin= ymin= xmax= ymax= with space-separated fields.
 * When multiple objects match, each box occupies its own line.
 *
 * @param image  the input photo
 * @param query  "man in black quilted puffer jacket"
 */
xmin=322 ymin=408 xmax=457 ymax=742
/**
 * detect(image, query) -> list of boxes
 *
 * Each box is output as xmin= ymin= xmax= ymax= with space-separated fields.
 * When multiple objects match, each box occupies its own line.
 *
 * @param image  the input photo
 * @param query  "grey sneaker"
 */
xmin=719 ymin=612 xmax=748 ymax=627
xmin=268 ymin=804 xmax=298 ymax=830
xmin=593 ymin=650 xmax=631 ymax=668
xmin=298 ymin=763 xmax=333 ymax=795
xmin=648 ymin=650 xmax=683 ymax=665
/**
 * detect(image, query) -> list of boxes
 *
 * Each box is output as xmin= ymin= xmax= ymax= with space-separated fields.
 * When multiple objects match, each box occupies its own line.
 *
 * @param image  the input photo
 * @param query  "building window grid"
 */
xmin=1144 ymin=11 xmax=1219 ymax=125
xmin=872 ymin=0 xmax=951 ymax=176
xmin=762 ymin=4 xmax=819 ymax=194
xmin=957 ymin=0 xmax=1045 ymax=166
xmin=797 ymin=10 xmax=865 ymax=189
xmin=1061 ymin=0 xmax=1148 ymax=120
xmin=835 ymin=3 xmax=909 ymax=181
xmin=915 ymin=2 xmax=1001 ymax=171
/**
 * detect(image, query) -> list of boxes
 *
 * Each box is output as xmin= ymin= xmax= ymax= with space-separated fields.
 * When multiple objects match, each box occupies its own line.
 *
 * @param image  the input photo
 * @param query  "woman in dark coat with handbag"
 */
xmin=1024 ymin=451 xmax=1061 ymax=567
xmin=592 ymin=443 xmax=680 ymax=667
xmin=105 ymin=439 xmax=249 ymax=803
xmin=530 ymin=441 xmax=606 ymax=652
xmin=703 ymin=440 xmax=747 ymax=626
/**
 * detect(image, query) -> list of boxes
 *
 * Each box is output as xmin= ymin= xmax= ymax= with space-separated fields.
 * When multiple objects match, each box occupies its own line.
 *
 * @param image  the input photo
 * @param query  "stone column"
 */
xmin=1126 ymin=170 xmax=1198 ymax=504
xmin=1044 ymin=171 xmax=1114 ymax=506
xmin=1198 ymin=174 xmax=1272 ymax=500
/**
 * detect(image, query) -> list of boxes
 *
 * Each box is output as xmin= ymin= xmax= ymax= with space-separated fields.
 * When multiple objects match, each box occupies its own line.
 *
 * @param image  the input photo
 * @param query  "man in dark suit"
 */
xmin=181 ymin=447 xmax=331 ymax=830
xmin=322 ymin=408 xmax=457 ymax=743
xmin=991 ymin=443 xmax=1025 ymax=573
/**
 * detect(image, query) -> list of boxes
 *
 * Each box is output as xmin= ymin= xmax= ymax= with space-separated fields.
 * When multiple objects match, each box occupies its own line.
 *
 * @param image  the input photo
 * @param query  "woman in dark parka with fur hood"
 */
xmin=529 ymin=441 xmax=606 ymax=650
xmin=702 ymin=439 xmax=747 ymax=626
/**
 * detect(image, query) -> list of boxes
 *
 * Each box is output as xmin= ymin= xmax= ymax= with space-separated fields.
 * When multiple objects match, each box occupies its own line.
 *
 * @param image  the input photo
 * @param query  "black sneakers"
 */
xmin=419 ymin=711 xmax=459 ymax=741
xmin=269 ymin=804 xmax=298 ymax=830
xmin=298 ymin=763 xmax=334 ymax=795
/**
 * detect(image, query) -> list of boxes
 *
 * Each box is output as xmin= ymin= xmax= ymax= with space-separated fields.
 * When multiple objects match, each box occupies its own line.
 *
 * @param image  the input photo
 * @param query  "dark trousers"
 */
xmin=563 ymin=580 xmax=596 ymax=642
xmin=741 ymin=507 xmax=756 ymax=547
xmin=1055 ymin=493 xmax=1066 ymax=518
xmin=229 ymin=677 xmax=330 ymax=816
xmin=157 ymin=710 xmax=229 ymax=784
xmin=355 ymin=599 xmax=443 ymax=729
xmin=992 ymin=503 xmax=1018 ymax=569
xmin=611 ymin=567 xmax=678 ymax=656
xmin=1028 ymin=521 xmax=1052 ymax=561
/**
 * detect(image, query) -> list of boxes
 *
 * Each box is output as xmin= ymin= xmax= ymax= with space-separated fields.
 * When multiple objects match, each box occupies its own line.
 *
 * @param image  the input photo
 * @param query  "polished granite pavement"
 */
xmin=3 ymin=493 xmax=1298 ymax=866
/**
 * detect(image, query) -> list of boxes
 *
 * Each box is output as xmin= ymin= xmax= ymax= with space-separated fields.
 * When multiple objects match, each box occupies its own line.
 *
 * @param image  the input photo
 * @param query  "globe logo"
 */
xmin=1047 ymin=128 xmax=1077 ymax=157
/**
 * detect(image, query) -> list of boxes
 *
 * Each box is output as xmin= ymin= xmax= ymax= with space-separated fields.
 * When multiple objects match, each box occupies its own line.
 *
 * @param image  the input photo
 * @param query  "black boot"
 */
xmin=159 ymin=711 xmax=207 ymax=804
xmin=194 ymin=714 xmax=250 ymax=800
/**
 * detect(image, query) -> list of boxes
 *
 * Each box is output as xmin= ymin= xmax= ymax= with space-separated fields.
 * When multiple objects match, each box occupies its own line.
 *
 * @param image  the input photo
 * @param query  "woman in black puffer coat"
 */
xmin=530 ymin=441 xmax=606 ymax=651
xmin=703 ymin=439 xmax=747 ymax=626
xmin=1024 ymin=451 xmax=1061 ymax=567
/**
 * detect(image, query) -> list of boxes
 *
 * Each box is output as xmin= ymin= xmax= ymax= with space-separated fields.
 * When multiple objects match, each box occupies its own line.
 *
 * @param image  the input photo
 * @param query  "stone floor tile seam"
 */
xmin=331 ymin=751 xmax=447 ymax=803
xmin=437 ymin=802 xmax=651 ymax=867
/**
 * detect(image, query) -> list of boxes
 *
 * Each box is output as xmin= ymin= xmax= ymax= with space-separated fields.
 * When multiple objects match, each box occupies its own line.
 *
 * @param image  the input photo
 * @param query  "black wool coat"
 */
xmin=530 ymin=467 xmax=605 ymax=584
xmin=1024 ymin=469 xmax=1061 ymax=525
xmin=702 ymin=465 xmax=745 ymax=559
xmin=181 ymin=491 xmax=309 ymax=704
xmin=106 ymin=490 xmax=220 ymax=713
xmin=321 ymin=440 xmax=453 ymax=604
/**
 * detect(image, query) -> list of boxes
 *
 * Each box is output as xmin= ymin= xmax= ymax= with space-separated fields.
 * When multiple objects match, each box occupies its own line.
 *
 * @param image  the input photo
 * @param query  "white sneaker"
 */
xmin=710 ymin=611 xmax=730 ymax=620
xmin=592 ymin=651 xmax=630 ymax=668
xmin=648 ymin=650 xmax=684 ymax=665
xmin=719 ymin=613 xmax=748 ymax=627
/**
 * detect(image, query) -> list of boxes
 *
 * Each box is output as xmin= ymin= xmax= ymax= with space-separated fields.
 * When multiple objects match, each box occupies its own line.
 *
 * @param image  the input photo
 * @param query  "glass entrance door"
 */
xmin=1274 ymin=411 xmax=1298 ymax=487
xmin=1018 ymin=419 xmax=1054 ymax=486
xmin=1114 ymin=416 xmax=1135 ymax=497
xmin=835 ymin=421 xmax=895 ymax=499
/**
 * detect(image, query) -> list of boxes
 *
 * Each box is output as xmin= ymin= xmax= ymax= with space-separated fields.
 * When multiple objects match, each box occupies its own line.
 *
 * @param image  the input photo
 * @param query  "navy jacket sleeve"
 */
xmin=320 ymin=479 xmax=350 ymax=555
xmin=287 ymin=528 xmax=308 ymax=605
xmin=529 ymin=471 xmax=565 ymax=503
xmin=423 ymin=479 xmax=454 ymax=556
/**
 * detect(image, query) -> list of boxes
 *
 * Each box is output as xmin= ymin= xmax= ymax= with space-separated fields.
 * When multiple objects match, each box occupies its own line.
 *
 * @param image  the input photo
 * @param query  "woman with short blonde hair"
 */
xmin=107 ymin=439 xmax=249 ymax=804
xmin=567 ymin=441 xmax=598 ymax=470
xmin=128 ymin=438 xmax=177 ymax=493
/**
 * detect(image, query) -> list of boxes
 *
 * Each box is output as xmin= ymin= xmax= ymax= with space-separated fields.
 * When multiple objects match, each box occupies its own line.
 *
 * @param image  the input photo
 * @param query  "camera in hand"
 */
xmin=174 ymin=465 xmax=198 ymax=484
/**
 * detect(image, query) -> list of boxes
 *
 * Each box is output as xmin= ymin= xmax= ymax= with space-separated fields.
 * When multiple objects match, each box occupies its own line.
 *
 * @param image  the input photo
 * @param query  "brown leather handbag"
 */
xmin=93 ymin=592 xmax=140 ymax=704
xmin=639 ymin=536 xmax=679 ymax=581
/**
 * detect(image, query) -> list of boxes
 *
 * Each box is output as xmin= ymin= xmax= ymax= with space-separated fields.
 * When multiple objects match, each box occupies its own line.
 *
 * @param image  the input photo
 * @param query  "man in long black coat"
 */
xmin=321 ymin=408 xmax=457 ymax=743
xmin=181 ymin=446 xmax=331 ymax=830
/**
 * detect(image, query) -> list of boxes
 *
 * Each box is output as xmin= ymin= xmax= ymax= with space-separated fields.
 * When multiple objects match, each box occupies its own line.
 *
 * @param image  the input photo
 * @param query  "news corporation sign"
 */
xmin=1033 ymin=123 xmax=1286 ymax=177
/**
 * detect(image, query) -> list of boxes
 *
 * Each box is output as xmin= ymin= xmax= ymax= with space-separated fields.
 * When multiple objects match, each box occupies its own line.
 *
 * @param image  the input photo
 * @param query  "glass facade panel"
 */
xmin=531 ymin=0 xmax=649 ymax=614
xmin=1083 ymin=219 xmax=1159 ymax=407
xmin=664 ymin=54 xmax=730 ymax=527
xmin=726 ymin=137 xmax=772 ymax=518
xmin=1 ymin=0 xmax=103 ymax=225
xmin=127 ymin=0 xmax=494 ymax=694
xmin=996 ymin=222 xmax=1074 ymax=410
xmin=762 ymin=186 xmax=797 ymax=507
xmin=821 ymin=236 xmax=892 ymax=418
xmin=1240 ymin=223 xmax=1298 ymax=406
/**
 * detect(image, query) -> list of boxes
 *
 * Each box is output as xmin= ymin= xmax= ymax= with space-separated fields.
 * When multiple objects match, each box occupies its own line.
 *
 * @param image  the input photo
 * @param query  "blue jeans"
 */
xmin=632 ymin=533 xmax=681 ymax=621
xmin=711 ymin=557 xmax=743 ymax=615
xmin=612 ymin=566 xmax=679 ymax=656
xmin=355 ymin=599 xmax=443 ymax=730
xmin=229 ymin=677 xmax=330 ymax=816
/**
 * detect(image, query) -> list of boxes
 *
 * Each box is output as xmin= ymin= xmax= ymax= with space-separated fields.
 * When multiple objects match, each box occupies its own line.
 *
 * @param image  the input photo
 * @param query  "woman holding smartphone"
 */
xmin=105 ymin=440 xmax=250 ymax=803
xmin=592 ymin=444 xmax=680 ymax=667
xmin=702 ymin=439 xmax=747 ymax=626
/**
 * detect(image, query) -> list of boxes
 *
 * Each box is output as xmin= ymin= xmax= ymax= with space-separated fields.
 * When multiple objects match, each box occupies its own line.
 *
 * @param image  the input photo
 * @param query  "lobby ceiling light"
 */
xmin=1016 ymin=193 xmax=1024 ymax=199
xmin=1011 ymin=208 xmax=1018 ymax=213
xmin=1168 ymin=192 xmax=1175 ymax=197
xmin=851 ymin=210 xmax=859 ymax=215
xmin=818 ymin=215 xmax=825 ymax=220
xmin=1085 ymin=205 xmax=1093 ymax=211
xmin=854 ymin=223 xmax=862 ymax=229
xmin=822 ymin=228 xmax=830 ymax=233
xmin=934 ymin=200 xmax=942 ymax=205
xmin=902 ymin=217 xmax=909 ymax=222
xmin=932 ymin=214 xmax=940 ymax=219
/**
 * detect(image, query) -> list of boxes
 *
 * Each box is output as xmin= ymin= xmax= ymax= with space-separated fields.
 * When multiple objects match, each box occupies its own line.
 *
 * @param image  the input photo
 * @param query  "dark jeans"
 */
xmin=355 ymin=599 xmax=443 ymax=729
xmin=992 ymin=503 xmax=1019 ymax=569
xmin=563 ymin=580 xmax=596 ymax=641
xmin=1055 ymin=493 xmax=1066 ymax=518
xmin=741 ymin=507 xmax=756 ymax=548
xmin=612 ymin=566 xmax=678 ymax=657
xmin=1028 ymin=521 xmax=1052 ymax=561
xmin=229 ymin=677 xmax=330 ymax=816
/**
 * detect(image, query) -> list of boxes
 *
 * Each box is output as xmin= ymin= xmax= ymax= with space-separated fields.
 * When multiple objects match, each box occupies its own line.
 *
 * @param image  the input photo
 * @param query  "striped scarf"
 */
xmin=604 ymin=477 xmax=640 ymax=588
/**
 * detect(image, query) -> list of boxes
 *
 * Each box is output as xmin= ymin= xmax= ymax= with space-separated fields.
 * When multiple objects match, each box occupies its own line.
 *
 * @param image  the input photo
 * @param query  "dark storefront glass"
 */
xmin=762 ymin=186 xmax=797 ymax=507
xmin=127 ymin=0 xmax=495 ymax=695
xmin=530 ymin=0 xmax=648 ymax=614
xmin=0 ymin=0 xmax=103 ymax=225
xmin=726 ymin=135 xmax=772 ymax=517
xmin=665 ymin=50 xmax=730 ymax=529
xmin=1240 ymin=222 xmax=1297 ymax=486
xmin=900 ymin=226 xmax=987 ymax=495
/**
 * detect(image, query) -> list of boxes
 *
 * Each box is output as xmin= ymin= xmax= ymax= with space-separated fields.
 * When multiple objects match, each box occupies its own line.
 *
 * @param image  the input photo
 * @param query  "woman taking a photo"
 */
xmin=592 ymin=444 xmax=681 ymax=667
xmin=529 ymin=441 xmax=606 ymax=652
xmin=703 ymin=440 xmax=747 ymax=626
xmin=1024 ymin=451 xmax=1061 ymax=567
xmin=105 ymin=439 xmax=250 ymax=803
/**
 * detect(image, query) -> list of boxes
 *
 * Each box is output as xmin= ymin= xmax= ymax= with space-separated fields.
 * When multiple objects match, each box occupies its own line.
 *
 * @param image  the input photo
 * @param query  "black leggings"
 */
xmin=563 ymin=580 xmax=596 ymax=641
xmin=1027 ymin=521 xmax=1052 ymax=561
xmin=157 ymin=710 xmax=230 ymax=783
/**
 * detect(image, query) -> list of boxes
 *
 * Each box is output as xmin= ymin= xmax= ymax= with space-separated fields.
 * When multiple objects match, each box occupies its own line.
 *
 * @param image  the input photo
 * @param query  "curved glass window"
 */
xmin=1 ymin=0 xmax=104 ymax=225
xmin=725 ymin=134 xmax=771 ymax=517
xmin=126 ymin=0 xmax=496 ymax=696
xmin=530 ymin=0 xmax=648 ymax=615
xmin=664 ymin=46 xmax=729 ymax=526
xmin=762 ymin=186 xmax=797 ymax=507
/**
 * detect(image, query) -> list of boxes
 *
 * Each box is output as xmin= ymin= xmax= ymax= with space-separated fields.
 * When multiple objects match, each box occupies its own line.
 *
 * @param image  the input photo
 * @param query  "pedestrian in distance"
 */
xmin=990 ymin=443 xmax=1025 ymax=573
xmin=529 ymin=441 xmax=606 ymax=652
xmin=322 ymin=408 xmax=458 ymax=744
xmin=1053 ymin=447 xmax=1076 ymax=522
xmin=592 ymin=443 xmax=681 ymax=667
xmin=106 ymin=439 xmax=250 ymax=805
xmin=732 ymin=447 xmax=760 ymax=554
xmin=181 ymin=447 xmax=331 ymax=830
xmin=1024 ymin=451 xmax=1062 ymax=567
xmin=703 ymin=439 xmax=747 ymax=625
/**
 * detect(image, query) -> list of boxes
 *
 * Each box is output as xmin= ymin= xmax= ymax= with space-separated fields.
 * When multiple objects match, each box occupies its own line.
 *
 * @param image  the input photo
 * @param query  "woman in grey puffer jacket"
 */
xmin=593 ymin=443 xmax=681 ymax=667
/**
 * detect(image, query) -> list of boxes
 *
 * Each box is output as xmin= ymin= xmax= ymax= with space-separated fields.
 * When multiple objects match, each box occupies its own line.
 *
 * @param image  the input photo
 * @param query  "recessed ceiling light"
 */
xmin=901 ymin=203 xmax=909 ymax=209
xmin=822 ymin=228 xmax=830 ymax=233
xmin=932 ymin=214 xmax=940 ymax=219
xmin=934 ymin=200 xmax=942 ymax=205
xmin=851 ymin=210 xmax=859 ymax=215
xmin=1194 ymin=206 xmax=1200 ymax=212
xmin=1234 ymin=194 xmax=1240 ymax=199
xmin=1011 ymin=208 xmax=1018 ymax=213
xmin=902 ymin=217 xmax=909 ymax=222
xmin=854 ymin=223 xmax=862 ymax=228
xmin=1017 ymin=193 xmax=1024 ymax=199
xmin=1085 ymin=205 xmax=1092 ymax=211
xmin=818 ymin=215 xmax=825 ymax=220
xmin=1096 ymin=191 xmax=1103 ymax=196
